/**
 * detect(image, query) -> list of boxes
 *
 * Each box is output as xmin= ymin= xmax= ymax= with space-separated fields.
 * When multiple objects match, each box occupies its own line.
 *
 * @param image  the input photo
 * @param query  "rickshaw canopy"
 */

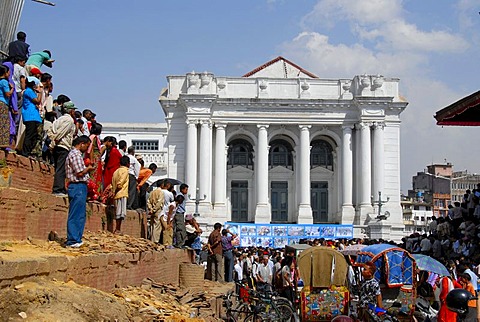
xmin=356 ymin=244 xmax=415 ymax=287
xmin=297 ymin=246 xmax=348 ymax=288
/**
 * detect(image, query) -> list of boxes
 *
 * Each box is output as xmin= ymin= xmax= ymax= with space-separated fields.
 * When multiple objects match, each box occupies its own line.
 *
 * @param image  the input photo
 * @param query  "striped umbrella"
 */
xmin=412 ymin=254 xmax=450 ymax=277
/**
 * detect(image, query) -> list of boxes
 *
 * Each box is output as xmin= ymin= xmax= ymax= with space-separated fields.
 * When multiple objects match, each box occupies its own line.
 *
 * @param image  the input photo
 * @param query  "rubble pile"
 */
xmin=43 ymin=231 xmax=165 ymax=254
xmin=0 ymin=277 xmax=228 ymax=321
xmin=114 ymin=278 xmax=223 ymax=321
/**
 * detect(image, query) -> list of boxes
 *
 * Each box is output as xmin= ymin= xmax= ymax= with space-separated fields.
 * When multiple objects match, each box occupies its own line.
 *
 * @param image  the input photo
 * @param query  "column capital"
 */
xmin=200 ymin=119 xmax=212 ymax=127
xmin=214 ymin=122 xmax=227 ymax=129
xmin=355 ymin=121 xmax=372 ymax=130
xmin=257 ymin=124 xmax=269 ymax=130
xmin=186 ymin=119 xmax=198 ymax=126
xmin=342 ymin=124 xmax=354 ymax=132
xmin=372 ymin=122 xmax=385 ymax=130
xmin=299 ymin=124 xmax=312 ymax=131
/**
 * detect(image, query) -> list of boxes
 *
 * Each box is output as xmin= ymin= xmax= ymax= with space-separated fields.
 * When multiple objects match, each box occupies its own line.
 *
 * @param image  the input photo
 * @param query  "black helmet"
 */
xmin=446 ymin=289 xmax=476 ymax=314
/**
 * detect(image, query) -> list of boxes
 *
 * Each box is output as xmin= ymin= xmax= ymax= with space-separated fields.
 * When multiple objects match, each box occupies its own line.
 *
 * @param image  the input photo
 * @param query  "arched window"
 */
xmin=311 ymin=139 xmax=333 ymax=170
xmin=269 ymin=140 xmax=293 ymax=169
xmin=227 ymin=139 xmax=253 ymax=169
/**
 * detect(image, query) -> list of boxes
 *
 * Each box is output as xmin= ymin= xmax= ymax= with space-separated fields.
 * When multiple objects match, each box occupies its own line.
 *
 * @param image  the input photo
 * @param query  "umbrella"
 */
xmin=340 ymin=244 xmax=366 ymax=256
xmin=412 ymin=254 xmax=450 ymax=277
xmin=151 ymin=178 xmax=183 ymax=187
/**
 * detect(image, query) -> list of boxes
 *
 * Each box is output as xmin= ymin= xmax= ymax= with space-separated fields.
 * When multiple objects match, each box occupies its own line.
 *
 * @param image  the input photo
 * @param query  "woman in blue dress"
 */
xmin=0 ymin=65 xmax=14 ymax=149
xmin=21 ymin=76 xmax=42 ymax=157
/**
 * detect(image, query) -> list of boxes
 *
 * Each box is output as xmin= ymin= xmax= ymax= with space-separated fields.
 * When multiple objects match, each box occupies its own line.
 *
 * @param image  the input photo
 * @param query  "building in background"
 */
xmin=451 ymin=170 xmax=480 ymax=203
xmin=0 ymin=0 xmax=25 ymax=56
xmin=401 ymin=195 xmax=433 ymax=234
xmin=101 ymin=123 xmax=168 ymax=184
xmin=409 ymin=163 xmax=452 ymax=218
xmin=159 ymin=56 xmax=409 ymax=241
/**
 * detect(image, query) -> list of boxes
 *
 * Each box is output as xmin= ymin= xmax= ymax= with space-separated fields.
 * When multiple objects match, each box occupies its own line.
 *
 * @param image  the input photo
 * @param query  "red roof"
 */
xmin=434 ymin=90 xmax=480 ymax=126
xmin=242 ymin=56 xmax=318 ymax=78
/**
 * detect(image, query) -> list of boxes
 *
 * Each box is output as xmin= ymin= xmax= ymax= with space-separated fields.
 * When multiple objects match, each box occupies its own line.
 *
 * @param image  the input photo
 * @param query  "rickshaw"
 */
xmin=296 ymin=246 xmax=350 ymax=321
xmin=355 ymin=244 xmax=417 ymax=321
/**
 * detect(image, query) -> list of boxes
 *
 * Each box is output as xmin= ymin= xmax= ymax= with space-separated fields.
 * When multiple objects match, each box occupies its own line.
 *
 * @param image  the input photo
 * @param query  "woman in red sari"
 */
xmin=85 ymin=122 xmax=105 ymax=201
xmin=102 ymin=136 xmax=122 ymax=191
xmin=437 ymin=275 xmax=462 ymax=322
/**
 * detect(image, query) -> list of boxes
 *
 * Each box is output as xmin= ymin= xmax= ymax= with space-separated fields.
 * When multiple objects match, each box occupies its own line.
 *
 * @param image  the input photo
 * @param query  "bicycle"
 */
xmin=241 ymin=286 xmax=299 ymax=322
xmin=222 ymin=289 xmax=252 ymax=322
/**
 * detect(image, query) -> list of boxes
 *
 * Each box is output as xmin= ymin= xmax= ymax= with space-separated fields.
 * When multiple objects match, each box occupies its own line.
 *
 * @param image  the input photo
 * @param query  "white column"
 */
xmin=199 ymin=120 xmax=212 ymax=207
xmin=298 ymin=125 xmax=313 ymax=223
xmin=213 ymin=123 xmax=227 ymax=219
xmin=372 ymin=122 xmax=385 ymax=199
xmin=185 ymin=120 xmax=198 ymax=206
xmin=255 ymin=124 xmax=270 ymax=223
xmin=359 ymin=122 xmax=373 ymax=222
xmin=341 ymin=125 xmax=355 ymax=223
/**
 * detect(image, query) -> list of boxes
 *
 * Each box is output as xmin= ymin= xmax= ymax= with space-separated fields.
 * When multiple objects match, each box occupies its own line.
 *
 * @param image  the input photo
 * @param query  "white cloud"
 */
xmin=378 ymin=19 xmax=469 ymax=53
xmin=280 ymin=31 xmax=426 ymax=78
xmin=302 ymin=0 xmax=403 ymax=28
xmin=301 ymin=0 xmax=469 ymax=54
xmin=456 ymin=0 xmax=478 ymax=30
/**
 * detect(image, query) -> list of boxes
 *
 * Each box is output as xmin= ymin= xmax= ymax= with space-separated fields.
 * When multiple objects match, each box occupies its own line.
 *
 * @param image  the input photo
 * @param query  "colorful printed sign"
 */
xmin=224 ymin=222 xmax=353 ymax=248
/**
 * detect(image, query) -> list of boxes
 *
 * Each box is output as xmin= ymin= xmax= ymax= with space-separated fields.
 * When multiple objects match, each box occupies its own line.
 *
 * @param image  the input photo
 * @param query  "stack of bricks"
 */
xmin=0 ymin=152 xmax=147 ymax=241
xmin=0 ymin=248 xmax=191 ymax=291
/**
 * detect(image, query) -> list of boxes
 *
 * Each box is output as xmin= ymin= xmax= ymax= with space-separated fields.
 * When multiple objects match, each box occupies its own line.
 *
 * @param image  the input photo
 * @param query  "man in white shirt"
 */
xmin=126 ymin=146 xmax=141 ymax=209
xmin=257 ymin=256 xmax=273 ymax=292
xmin=160 ymin=180 xmax=175 ymax=247
xmin=419 ymin=235 xmax=432 ymax=255
xmin=49 ymin=102 xmax=77 ymax=196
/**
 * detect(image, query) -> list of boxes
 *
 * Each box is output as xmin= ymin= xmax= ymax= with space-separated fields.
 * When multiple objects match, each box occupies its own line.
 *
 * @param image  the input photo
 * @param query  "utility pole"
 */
xmin=371 ymin=191 xmax=390 ymax=219
xmin=189 ymin=187 xmax=206 ymax=217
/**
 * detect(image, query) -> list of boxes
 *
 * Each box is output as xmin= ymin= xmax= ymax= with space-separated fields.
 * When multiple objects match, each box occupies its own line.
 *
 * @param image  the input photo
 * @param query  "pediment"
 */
xmin=269 ymin=166 xmax=293 ymax=174
xmin=243 ymin=56 xmax=318 ymax=79
xmin=311 ymin=166 xmax=334 ymax=176
xmin=227 ymin=166 xmax=254 ymax=175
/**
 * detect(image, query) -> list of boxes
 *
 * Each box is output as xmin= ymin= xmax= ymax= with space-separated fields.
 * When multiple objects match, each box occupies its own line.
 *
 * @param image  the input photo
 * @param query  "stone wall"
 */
xmin=0 ymin=248 xmax=191 ymax=291
xmin=0 ymin=151 xmax=146 ymax=241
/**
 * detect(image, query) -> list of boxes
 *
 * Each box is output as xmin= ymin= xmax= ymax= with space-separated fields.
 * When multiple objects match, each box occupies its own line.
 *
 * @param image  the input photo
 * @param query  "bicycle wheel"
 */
xmin=270 ymin=303 xmax=296 ymax=321
xmin=243 ymin=312 xmax=263 ymax=322
xmin=232 ymin=302 xmax=251 ymax=321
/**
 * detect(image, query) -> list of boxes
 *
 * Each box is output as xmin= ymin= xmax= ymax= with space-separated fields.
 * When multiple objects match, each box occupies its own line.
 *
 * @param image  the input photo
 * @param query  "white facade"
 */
xmin=159 ymin=57 xmax=408 ymax=240
xmin=401 ymin=198 xmax=433 ymax=234
xmin=101 ymin=122 xmax=168 ymax=184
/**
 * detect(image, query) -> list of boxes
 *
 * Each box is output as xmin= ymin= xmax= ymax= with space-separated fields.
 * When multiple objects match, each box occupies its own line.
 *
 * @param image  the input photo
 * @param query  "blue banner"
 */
xmin=224 ymin=222 xmax=354 ymax=248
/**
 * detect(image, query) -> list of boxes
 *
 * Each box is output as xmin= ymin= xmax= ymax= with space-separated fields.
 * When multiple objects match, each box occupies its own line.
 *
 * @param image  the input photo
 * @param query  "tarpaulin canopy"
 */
xmin=356 ymin=244 xmax=415 ymax=288
xmin=297 ymin=246 xmax=348 ymax=288
xmin=434 ymin=90 xmax=480 ymax=126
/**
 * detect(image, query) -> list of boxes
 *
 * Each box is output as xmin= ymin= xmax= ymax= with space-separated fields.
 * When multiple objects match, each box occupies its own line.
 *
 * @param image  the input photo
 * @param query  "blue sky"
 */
xmin=18 ymin=0 xmax=480 ymax=192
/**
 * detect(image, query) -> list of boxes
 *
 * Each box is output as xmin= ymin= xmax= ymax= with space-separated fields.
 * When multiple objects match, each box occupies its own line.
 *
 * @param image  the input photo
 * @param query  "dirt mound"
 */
xmin=0 ymin=279 xmax=132 ymax=322
xmin=0 ymin=278 xmax=228 ymax=322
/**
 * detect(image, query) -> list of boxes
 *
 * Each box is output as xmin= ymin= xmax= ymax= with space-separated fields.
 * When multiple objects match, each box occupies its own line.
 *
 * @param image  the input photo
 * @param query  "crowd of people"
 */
xmin=203 ymin=219 xmax=480 ymax=321
xmin=1 ymin=31 xmax=161 ymax=246
xmin=401 ymin=188 xmax=480 ymax=321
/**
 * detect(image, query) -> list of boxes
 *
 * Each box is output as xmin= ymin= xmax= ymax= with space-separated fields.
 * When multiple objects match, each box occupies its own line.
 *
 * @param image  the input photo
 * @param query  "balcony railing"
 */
xmin=138 ymin=152 xmax=167 ymax=169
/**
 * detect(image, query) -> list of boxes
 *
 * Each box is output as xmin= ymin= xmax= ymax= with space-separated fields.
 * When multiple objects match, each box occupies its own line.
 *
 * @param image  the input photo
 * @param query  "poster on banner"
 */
xmin=225 ymin=222 xmax=354 ymax=248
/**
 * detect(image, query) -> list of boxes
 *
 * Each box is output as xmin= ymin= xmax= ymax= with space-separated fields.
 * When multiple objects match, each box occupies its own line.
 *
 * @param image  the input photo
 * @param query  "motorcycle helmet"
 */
xmin=446 ymin=289 xmax=475 ymax=315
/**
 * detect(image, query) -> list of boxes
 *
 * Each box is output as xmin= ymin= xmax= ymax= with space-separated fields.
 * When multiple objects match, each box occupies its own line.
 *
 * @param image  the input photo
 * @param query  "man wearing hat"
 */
xmin=47 ymin=101 xmax=77 ymax=196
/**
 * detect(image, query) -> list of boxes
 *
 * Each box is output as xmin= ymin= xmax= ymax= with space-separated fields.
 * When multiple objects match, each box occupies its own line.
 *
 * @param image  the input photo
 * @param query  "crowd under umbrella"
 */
xmin=412 ymin=254 xmax=450 ymax=277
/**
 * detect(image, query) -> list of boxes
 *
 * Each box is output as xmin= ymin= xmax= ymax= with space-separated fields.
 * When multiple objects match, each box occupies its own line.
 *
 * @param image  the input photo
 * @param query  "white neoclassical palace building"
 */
xmin=159 ymin=57 xmax=408 ymax=240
